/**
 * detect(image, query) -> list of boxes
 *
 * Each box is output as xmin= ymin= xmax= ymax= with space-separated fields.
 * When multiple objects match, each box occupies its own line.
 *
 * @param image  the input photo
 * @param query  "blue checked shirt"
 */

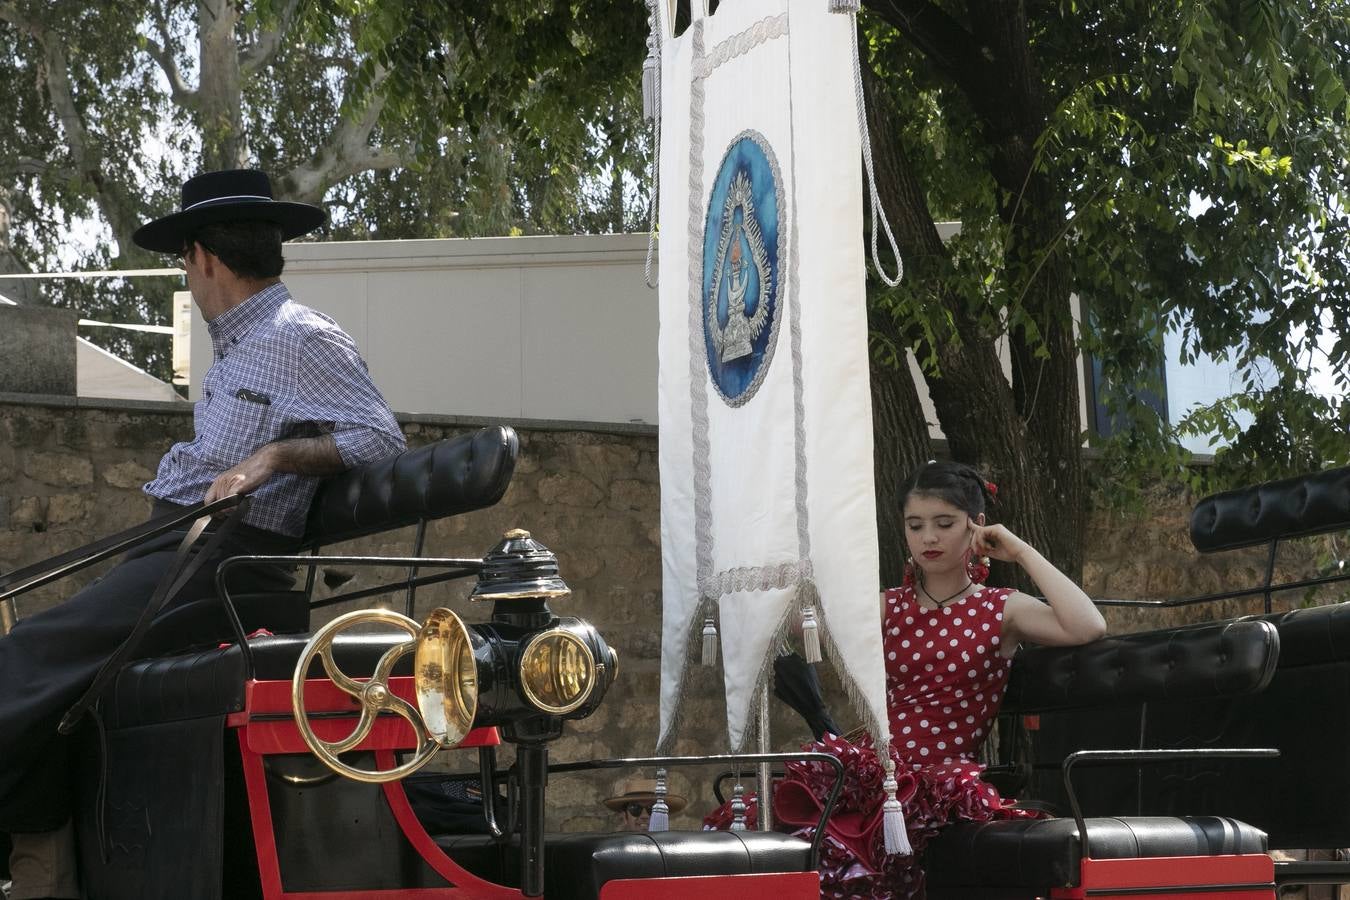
xmin=146 ymin=283 xmax=406 ymax=536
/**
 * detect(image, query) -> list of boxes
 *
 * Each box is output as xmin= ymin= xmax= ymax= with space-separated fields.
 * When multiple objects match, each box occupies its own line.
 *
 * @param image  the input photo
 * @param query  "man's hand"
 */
xmin=203 ymin=435 xmax=346 ymax=510
xmin=205 ymin=445 xmax=279 ymax=507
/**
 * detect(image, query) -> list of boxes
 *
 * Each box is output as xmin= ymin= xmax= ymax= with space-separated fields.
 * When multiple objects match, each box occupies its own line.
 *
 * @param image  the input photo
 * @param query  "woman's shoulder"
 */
xmin=968 ymin=585 xmax=1016 ymax=613
xmin=880 ymin=584 xmax=912 ymax=626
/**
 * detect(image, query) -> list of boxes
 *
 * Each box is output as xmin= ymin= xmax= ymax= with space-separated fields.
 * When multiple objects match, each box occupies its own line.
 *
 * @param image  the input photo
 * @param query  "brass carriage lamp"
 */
xmin=477 ymin=529 xmax=616 ymax=713
xmin=292 ymin=528 xmax=618 ymax=782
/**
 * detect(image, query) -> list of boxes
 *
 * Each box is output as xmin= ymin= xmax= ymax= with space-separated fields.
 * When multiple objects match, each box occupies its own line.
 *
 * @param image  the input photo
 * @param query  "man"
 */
xmin=602 ymin=778 xmax=688 ymax=832
xmin=0 ymin=169 xmax=406 ymax=900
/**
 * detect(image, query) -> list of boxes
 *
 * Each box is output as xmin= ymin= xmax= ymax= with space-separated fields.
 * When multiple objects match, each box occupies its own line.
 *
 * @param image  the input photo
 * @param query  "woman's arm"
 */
xmin=970 ymin=521 xmax=1107 ymax=652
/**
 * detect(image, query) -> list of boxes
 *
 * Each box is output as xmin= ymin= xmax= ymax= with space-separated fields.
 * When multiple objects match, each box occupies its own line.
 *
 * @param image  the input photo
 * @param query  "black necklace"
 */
xmin=918 ymin=576 xmax=972 ymax=609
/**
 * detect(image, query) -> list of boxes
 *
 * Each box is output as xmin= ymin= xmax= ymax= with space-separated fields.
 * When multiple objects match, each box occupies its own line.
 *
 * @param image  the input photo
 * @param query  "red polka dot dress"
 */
xmin=773 ymin=585 xmax=1039 ymax=899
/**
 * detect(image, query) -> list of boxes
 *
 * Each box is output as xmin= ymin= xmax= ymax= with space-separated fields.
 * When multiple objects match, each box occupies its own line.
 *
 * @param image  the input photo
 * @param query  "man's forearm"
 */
xmin=261 ymin=434 xmax=347 ymax=476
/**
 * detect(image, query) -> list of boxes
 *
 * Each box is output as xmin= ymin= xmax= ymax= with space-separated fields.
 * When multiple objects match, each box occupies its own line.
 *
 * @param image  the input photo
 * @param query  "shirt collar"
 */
xmin=207 ymin=282 xmax=289 ymax=358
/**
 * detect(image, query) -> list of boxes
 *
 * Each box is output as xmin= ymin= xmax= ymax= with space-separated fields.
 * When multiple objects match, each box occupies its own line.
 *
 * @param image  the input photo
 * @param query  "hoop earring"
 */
xmin=902 ymin=556 xmax=917 ymax=588
xmin=965 ymin=549 xmax=990 ymax=585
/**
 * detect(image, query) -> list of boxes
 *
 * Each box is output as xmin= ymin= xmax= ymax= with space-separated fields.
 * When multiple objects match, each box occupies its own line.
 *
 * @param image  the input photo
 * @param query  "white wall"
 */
xmin=189 ymin=234 xmax=659 ymax=424
xmin=181 ymin=231 xmax=1249 ymax=448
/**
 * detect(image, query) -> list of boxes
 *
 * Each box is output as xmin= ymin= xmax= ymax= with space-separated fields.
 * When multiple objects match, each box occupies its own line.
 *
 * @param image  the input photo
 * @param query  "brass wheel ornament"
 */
xmin=291 ymin=608 xmax=471 ymax=784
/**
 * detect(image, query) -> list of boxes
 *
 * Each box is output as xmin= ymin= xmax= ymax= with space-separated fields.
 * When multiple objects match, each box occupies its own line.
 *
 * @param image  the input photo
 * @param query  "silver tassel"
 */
xmin=829 ymin=0 xmax=861 ymax=11
xmin=701 ymin=615 xmax=718 ymax=666
xmin=650 ymin=768 xmax=671 ymax=831
xmin=641 ymin=52 xmax=658 ymax=122
xmin=801 ymin=604 xmax=822 ymax=664
xmin=729 ymin=782 xmax=748 ymax=831
xmin=882 ymin=759 xmax=912 ymax=855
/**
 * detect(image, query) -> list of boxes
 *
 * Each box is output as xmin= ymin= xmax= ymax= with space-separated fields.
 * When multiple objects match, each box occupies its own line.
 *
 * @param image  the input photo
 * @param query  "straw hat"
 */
xmin=602 ymin=777 xmax=688 ymax=814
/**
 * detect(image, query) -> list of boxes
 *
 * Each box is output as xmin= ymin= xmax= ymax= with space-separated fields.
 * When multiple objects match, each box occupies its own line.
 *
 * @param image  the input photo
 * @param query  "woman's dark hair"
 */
xmin=188 ymin=221 xmax=285 ymax=280
xmin=899 ymin=460 xmax=995 ymax=518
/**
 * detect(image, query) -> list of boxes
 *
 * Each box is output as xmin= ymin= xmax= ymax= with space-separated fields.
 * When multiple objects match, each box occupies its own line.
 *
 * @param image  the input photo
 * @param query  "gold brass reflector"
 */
xmin=414 ymin=607 xmax=478 ymax=747
xmin=519 ymin=628 xmax=596 ymax=715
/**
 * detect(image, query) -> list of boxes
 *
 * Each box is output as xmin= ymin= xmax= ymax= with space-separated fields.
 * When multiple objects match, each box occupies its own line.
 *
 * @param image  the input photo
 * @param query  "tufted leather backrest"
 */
xmin=1190 ymin=466 xmax=1350 ymax=553
xmin=301 ymin=425 xmax=518 ymax=548
xmin=1003 ymin=618 xmax=1279 ymax=713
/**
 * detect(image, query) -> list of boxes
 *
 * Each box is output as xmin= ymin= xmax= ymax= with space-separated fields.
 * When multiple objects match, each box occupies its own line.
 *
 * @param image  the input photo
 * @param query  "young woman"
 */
xmin=709 ymin=460 xmax=1106 ymax=899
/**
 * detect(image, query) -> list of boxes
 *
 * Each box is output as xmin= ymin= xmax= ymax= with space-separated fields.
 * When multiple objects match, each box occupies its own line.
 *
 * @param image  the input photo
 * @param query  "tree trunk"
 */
xmin=197 ymin=0 xmax=248 ymax=170
xmin=864 ymin=0 xmax=1086 ymax=582
xmin=870 ymin=347 xmax=932 ymax=586
xmin=969 ymin=0 xmax=1084 ymax=581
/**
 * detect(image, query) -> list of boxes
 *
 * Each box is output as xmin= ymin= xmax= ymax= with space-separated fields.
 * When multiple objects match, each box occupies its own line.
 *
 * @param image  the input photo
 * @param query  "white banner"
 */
xmin=656 ymin=0 xmax=888 ymax=753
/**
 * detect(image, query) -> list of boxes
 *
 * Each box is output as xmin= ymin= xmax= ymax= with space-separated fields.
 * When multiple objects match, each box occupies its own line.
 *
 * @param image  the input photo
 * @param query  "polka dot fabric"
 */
xmin=882 ymin=584 xmax=1011 ymax=769
xmin=704 ymin=585 xmax=1042 ymax=899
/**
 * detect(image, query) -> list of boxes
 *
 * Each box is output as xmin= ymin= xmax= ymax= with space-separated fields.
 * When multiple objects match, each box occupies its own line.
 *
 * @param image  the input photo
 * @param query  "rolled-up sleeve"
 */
xmin=297 ymin=332 xmax=407 ymax=468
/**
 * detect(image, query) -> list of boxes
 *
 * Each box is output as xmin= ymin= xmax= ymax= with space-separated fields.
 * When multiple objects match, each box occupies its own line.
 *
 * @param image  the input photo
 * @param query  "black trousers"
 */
xmin=0 ymin=508 xmax=298 ymax=832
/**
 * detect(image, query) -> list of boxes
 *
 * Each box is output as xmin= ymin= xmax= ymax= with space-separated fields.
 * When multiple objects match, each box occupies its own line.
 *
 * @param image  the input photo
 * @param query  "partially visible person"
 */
xmin=707 ymin=460 xmax=1107 ymax=899
xmin=604 ymin=778 xmax=688 ymax=832
xmin=0 ymin=169 xmax=406 ymax=900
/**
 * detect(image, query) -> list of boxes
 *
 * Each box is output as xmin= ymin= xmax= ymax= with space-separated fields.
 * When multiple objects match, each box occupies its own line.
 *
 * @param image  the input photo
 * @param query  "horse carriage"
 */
xmin=1 ymin=425 xmax=1347 ymax=899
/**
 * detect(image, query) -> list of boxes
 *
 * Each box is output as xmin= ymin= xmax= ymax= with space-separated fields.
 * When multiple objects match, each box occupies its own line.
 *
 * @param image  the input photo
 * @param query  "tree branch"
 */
xmin=141 ymin=15 xmax=198 ymax=110
xmin=240 ymin=0 xmax=302 ymax=77
xmin=865 ymin=0 xmax=1037 ymax=148
xmin=278 ymin=69 xmax=416 ymax=204
xmin=865 ymin=0 xmax=997 ymax=105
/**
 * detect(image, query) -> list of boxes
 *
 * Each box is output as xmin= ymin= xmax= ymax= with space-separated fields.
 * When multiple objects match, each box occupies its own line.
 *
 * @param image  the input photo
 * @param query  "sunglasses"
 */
xmin=623 ymin=802 xmax=654 ymax=817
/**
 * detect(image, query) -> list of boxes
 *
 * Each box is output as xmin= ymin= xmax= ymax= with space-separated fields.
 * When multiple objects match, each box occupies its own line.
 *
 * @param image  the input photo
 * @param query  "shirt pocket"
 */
xmin=204 ymin=387 xmax=277 ymax=467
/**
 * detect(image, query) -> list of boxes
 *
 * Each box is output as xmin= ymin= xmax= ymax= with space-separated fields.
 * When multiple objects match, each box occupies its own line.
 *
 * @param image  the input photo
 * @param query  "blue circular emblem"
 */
xmin=702 ymin=131 xmax=783 ymax=407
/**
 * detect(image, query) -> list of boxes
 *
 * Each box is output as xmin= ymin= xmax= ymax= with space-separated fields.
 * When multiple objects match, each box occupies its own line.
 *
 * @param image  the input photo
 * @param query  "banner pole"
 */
xmin=757 ymin=685 xmax=773 ymax=830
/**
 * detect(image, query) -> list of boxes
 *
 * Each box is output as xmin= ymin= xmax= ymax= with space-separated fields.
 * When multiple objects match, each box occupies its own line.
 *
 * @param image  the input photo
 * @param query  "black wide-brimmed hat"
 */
xmin=132 ymin=169 xmax=327 ymax=253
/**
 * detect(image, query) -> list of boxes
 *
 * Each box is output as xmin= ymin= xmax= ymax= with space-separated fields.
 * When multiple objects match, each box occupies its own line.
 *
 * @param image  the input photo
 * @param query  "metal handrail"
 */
xmin=1090 ymin=531 xmax=1350 ymax=615
xmin=1061 ymin=748 xmax=1280 ymax=863
xmin=213 ymin=554 xmax=484 ymax=678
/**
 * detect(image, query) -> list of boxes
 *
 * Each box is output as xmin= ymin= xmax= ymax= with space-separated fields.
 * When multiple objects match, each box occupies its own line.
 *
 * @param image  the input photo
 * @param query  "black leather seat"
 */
xmin=434 ymin=830 xmax=814 ymax=898
xmin=1004 ymin=617 xmax=1280 ymax=712
xmin=932 ymin=618 xmax=1278 ymax=895
xmin=542 ymin=831 xmax=813 ymax=900
xmin=927 ymin=816 xmax=1267 ymax=889
xmin=105 ymin=631 xmax=412 ymax=728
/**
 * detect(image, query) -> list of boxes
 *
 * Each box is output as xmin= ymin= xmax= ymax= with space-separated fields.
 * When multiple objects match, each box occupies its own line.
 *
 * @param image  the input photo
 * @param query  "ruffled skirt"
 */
xmin=704 ymin=733 xmax=1042 ymax=899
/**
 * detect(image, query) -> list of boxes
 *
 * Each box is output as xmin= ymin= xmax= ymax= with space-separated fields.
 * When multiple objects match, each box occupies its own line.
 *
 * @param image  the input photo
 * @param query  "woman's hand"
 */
xmin=968 ymin=520 xmax=1029 ymax=564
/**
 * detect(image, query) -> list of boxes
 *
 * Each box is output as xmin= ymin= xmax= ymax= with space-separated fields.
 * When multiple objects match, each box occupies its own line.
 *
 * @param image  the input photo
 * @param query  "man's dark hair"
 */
xmin=189 ymin=221 xmax=285 ymax=280
xmin=899 ymin=460 xmax=995 ymax=519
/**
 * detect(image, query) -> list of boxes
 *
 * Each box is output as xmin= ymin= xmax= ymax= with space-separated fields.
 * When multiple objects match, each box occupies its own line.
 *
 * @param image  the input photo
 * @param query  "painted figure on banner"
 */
xmin=702 ymin=132 xmax=782 ymax=406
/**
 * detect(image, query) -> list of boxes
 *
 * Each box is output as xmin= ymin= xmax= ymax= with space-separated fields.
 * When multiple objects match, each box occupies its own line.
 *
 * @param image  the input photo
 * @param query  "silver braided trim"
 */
xmin=700 ymin=559 xmax=813 ymax=598
xmin=783 ymin=16 xmax=811 ymax=562
xmin=847 ymin=11 xmax=903 ymax=287
xmin=692 ymin=14 xmax=788 ymax=81
xmin=687 ymin=21 xmax=714 ymax=609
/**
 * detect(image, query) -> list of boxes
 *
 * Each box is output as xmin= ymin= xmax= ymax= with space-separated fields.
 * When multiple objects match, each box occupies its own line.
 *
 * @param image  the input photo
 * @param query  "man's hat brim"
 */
xmin=132 ymin=198 xmax=327 ymax=253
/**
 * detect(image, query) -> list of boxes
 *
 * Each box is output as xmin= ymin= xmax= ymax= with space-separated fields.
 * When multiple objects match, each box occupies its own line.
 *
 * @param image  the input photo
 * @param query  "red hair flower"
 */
xmin=984 ymin=481 xmax=998 ymax=499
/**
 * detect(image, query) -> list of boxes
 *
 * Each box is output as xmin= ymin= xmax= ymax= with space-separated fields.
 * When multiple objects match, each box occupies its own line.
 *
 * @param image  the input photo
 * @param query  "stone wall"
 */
xmin=0 ymin=396 xmax=1342 ymax=835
